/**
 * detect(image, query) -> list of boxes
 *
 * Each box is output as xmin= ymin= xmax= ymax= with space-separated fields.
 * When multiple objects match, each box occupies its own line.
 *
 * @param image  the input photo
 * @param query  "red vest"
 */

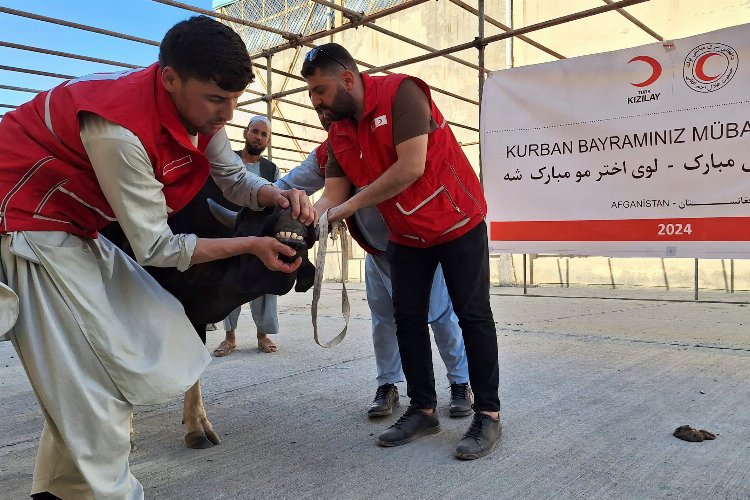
xmin=315 ymin=139 xmax=329 ymax=177
xmin=328 ymin=73 xmax=486 ymax=247
xmin=0 ymin=64 xmax=212 ymax=238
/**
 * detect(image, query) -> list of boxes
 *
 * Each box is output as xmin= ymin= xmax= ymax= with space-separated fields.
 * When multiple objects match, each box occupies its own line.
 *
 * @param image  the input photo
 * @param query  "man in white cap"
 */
xmin=213 ymin=115 xmax=282 ymax=356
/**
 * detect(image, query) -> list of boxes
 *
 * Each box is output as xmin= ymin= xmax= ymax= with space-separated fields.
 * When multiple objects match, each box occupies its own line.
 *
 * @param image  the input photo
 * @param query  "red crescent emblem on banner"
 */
xmin=694 ymin=52 xmax=723 ymax=82
xmin=628 ymin=55 xmax=662 ymax=87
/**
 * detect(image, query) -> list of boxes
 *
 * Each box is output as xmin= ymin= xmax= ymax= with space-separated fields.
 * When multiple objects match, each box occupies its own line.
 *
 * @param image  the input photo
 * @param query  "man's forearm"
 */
xmin=314 ymin=194 xmax=342 ymax=215
xmin=347 ymin=157 xmax=422 ymax=212
xmin=190 ymin=236 xmax=261 ymax=265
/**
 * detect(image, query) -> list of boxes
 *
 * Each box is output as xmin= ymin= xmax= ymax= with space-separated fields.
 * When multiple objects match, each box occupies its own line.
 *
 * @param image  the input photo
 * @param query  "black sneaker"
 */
xmin=454 ymin=412 xmax=502 ymax=460
xmin=367 ymin=383 xmax=400 ymax=417
xmin=377 ymin=406 xmax=440 ymax=447
xmin=449 ymin=383 xmax=473 ymax=418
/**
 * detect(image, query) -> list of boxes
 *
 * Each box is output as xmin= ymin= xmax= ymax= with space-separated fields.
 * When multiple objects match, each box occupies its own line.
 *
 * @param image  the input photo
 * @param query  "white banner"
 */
xmin=482 ymin=23 xmax=750 ymax=258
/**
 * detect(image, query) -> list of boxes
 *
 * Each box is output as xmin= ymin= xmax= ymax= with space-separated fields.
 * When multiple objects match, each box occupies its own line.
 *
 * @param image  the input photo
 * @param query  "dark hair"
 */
xmin=159 ymin=16 xmax=254 ymax=92
xmin=301 ymin=43 xmax=358 ymax=78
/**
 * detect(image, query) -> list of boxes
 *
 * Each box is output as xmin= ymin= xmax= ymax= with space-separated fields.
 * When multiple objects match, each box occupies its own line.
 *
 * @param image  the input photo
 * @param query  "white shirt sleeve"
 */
xmin=79 ymin=113 xmax=196 ymax=271
xmin=204 ymin=128 xmax=270 ymax=210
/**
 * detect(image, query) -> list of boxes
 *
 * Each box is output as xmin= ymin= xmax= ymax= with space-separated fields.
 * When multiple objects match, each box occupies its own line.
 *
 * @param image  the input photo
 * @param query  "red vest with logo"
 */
xmin=327 ymin=73 xmax=486 ymax=247
xmin=0 ymin=63 xmax=212 ymax=238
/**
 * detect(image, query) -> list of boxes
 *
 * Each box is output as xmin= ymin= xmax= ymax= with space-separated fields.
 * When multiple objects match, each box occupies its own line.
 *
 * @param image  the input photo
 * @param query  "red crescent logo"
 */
xmin=628 ymin=55 xmax=662 ymax=87
xmin=694 ymin=52 xmax=723 ymax=82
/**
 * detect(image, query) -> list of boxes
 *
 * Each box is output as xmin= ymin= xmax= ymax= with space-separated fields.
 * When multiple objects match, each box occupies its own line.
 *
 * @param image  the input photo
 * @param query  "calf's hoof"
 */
xmin=184 ymin=429 xmax=222 ymax=449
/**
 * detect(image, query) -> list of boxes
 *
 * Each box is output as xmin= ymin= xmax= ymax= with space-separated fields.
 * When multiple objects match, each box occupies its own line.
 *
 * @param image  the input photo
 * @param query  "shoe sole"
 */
xmin=449 ymin=407 xmax=473 ymax=418
xmin=377 ymin=424 xmax=440 ymax=447
xmin=453 ymin=439 xmax=497 ymax=460
xmin=453 ymin=427 xmax=502 ymax=460
xmin=367 ymin=400 xmax=400 ymax=418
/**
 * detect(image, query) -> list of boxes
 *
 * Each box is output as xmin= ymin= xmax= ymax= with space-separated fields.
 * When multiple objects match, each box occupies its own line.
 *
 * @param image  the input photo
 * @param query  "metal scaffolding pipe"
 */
xmin=286 ymin=33 xmax=481 ymax=105
xmin=235 ymin=109 xmax=324 ymax=131
xmin=228 ymin=141 xmax=310 ymax=160
xmin=0 ymin=6 xmax=159 ymax=46
xmin=243 ymin=0 xmax=645 ymax=117
xmin=252 ymin=61 xmax=307 ymax=84
xmin=1 ymin=104 xmax=18 ymax=109
xmin=266 ymin=54 xmax=273 ymax=161
xmin=153 ymin=0 xmax=296 ymax=40
xmin=243 ymin=45 xmax=483 ymax=108
xmin=249 ymin=0 xmax=431 ymax=59
xmin=239 ymin=74 xmax=479 ymax=108
xmin=0 ymin=41 xmax=138 ymax=69
xmin=478 ymin=0 xmax=485 ymax=185
xmin=506 ymin=0 xmax=514 ymax=68
xmin=239 ymin=89 xmax=314 ymax=110
xmin=0 ymin=84 xmax=42 ymax=94
xmin=272 ymin=131 xmax=324 ymax=145
xmin=266 ymin=144 xmax=309 ymax=155
xmin=366 ymin=0 xmax=650 ymax=75
xmin=448 ymin=121 xmax=479 ymax=133
xmin=0 ymin=65 xmax=74 ymax=80
xmin=266 ymin=155 xmax=304 ymax=164
xmin=448 ymin=0 xmax=565 ymax=60
xmin=602 ymin=0 xmax=662 ymax=40
xmin=311 ymin=0 xmax=484 ymax=72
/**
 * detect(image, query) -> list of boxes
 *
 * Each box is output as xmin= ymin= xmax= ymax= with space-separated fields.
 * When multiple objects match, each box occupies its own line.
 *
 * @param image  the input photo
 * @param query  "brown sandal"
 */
xmin=212 ymin=340 xmax=236 ymax=357
xmin=257 ymin=336 xmax=278 ymax=353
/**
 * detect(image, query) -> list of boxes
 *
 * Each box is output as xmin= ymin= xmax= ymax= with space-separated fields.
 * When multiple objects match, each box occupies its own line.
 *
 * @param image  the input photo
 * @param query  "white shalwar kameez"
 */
xmin=0 ymin=115 xmax=270 ymax=500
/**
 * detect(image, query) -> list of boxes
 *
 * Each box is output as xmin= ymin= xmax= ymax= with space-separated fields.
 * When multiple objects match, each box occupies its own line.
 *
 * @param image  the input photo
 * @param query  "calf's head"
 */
xmin=209 ymin=200 xmax=317 ymax=290
xmin=261 ymin=207 xmax=318 ymax=262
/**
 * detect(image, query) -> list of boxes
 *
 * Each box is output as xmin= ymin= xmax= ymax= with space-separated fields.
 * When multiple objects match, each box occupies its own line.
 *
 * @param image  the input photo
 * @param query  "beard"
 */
xmin=245 ymin=144 xmax=267 ymax=156
xmin=319 ymin=85 xmax=358 ymax=121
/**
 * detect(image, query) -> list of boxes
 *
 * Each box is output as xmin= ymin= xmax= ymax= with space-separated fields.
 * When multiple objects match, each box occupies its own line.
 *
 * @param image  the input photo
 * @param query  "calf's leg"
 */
xmin=182 ymin=379 xmax=221 ymax=449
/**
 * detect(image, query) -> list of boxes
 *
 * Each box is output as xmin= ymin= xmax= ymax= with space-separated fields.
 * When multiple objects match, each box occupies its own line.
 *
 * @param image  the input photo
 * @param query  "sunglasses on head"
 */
xmin=305 ymin=47 xmax=349 ymax=71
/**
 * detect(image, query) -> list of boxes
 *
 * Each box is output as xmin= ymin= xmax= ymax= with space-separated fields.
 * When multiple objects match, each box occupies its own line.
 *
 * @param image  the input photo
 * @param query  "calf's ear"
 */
xmin=294 ymin=260 xmax=316 ymax=292
xmin=304 ymin=223 xmax=319 ymax=249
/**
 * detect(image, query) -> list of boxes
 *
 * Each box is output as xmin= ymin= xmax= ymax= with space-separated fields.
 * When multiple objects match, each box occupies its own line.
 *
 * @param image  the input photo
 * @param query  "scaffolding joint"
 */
xmin=473 ymin=36 xmax=489 ymax=50
xmin=343 ymin=11 xmax=365 ymax=23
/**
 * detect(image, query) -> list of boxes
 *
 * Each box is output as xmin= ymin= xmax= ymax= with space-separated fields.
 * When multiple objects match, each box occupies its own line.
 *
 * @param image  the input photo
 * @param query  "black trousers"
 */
xmin=389 ymin=221 xmax=500 ymax=412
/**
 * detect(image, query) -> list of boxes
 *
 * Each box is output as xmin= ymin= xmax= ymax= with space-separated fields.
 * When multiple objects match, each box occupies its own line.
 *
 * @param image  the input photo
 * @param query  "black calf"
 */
xmin=101 ymin=177 xmax=315 ymax=343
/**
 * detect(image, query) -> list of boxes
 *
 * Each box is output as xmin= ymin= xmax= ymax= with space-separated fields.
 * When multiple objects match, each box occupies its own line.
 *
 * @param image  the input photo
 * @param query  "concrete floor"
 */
xmin=1 ymin=284 xmax=749 ymax=499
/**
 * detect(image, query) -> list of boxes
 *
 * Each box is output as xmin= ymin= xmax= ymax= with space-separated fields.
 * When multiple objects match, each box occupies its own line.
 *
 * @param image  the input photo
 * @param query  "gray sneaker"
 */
xmin=449 ymin=383 xmax=473 ymax=418
xmin=377 ymin=406 xmax=440 ymax=447
xmin=454 ymin=412 xmax=502 ymax=460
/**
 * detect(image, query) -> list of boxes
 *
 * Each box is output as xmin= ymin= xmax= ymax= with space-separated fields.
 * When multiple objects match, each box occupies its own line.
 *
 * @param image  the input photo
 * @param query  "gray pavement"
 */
xmin=1 ymin=284 xmax=749 ymax=499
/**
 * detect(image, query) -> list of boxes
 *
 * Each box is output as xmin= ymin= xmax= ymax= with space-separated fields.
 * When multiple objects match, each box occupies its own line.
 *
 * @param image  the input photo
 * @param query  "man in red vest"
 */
xmin=302 ymin=43 xmax=501 ymax=460
xmin=0 ymin=17 xmax=313 ymax=499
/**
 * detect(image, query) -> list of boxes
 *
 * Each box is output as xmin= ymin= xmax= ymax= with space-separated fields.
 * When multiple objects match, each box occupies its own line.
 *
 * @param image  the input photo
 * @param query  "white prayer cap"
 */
xmin=248 ymin=115 xmax=271 ymax=127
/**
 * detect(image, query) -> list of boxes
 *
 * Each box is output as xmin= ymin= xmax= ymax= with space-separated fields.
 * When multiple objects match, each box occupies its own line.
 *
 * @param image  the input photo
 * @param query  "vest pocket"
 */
xmin=389 ymin=177 xmax=469 ymax=244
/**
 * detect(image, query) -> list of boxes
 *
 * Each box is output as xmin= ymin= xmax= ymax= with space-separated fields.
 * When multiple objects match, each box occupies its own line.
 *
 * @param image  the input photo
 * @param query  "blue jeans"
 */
xmin=366 ymin=252 xmax=468 ymax=387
